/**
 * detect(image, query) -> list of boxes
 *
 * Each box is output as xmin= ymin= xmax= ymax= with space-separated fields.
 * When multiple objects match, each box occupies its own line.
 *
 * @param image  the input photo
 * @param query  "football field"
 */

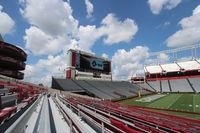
xmin=120 ymin=93 xmax=200 ymax=113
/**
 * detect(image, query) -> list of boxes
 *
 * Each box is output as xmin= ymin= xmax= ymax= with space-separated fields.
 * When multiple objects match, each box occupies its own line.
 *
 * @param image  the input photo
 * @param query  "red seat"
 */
xmin=2 ymin=106 xmax=17 ymax=114
xmin=135 ymin=123 xmax=150 ymax=131
xmin=0 ymin=111 xmax=9 ymax=123
xmin=22 ymin=97 xmax=32 ymax=103
xmin=110 ymin=118 xmax=125 ymax=131
xmin=124 ymin=125 xmax=142 ymax=133
xmin=151 ymin=128 xmax=163 ymax=133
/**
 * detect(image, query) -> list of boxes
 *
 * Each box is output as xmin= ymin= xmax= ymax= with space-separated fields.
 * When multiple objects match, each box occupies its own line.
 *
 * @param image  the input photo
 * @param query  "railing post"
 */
xmin=69 ymin=119 xmax=73 ymax=133
xmin=101 ymin=122 xmax=104 ymax=133
xmin=78 ymin=108 xmax=81 ymax=117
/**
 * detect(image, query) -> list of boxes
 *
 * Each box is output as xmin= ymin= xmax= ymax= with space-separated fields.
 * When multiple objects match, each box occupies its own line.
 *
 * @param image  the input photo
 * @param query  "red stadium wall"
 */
xmin=71 ymin=52 xmax=76 ymax=67
xmin=66 ymin=70 xmax=71 ymax=79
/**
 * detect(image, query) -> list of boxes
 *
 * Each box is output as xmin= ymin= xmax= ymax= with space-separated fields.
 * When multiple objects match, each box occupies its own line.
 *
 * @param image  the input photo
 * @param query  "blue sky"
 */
xmin=0 ymin=0 xmax=200 ymax=85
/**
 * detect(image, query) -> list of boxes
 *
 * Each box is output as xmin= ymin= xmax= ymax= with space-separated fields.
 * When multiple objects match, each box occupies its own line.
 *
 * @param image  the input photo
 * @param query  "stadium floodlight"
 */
xmin=149 ymin=44 xmax=200 ymax=58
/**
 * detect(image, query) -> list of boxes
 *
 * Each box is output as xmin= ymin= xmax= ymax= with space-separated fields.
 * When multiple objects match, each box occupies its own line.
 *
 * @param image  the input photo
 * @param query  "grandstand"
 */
xmin=52 ymin=49 xmax=153 ymax=100
xmin=1 ymin=43 xmax=200 ymax=132
xmin=141 ymin=59 xmax=200 ymax=93
xmin=145 ymin=59 xmax=200 ymax=79
xmin=51 ymin=77 xmax=152 ymax=100
xmin=0 ymin=40 xmax=27 ymax=79
xmin=122 ymin=47 xmax=200 ymax=120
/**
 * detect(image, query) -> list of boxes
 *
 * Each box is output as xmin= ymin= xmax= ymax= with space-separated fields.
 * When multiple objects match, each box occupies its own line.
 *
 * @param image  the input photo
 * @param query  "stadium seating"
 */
xmin=0 ymin=109 xmax=10 ymax=124
xmin=85 ymin=80 xmax=120 ymax=99
xmin=188 ymin=78 xmax=200 ymax=92
xmin=170 ymin=79 xmax=193 ymax=92
xmin=74 ymin=80 xmax=113 ymax=99
xmin=137 ymin=83 xmax=155 ymax=93
xmin=0 ymin=92 xmax=17 ymax=109
xmin=52 ymin=78 xmax=153 ymax=100
xmin=52 ymin=78 xmax=83 ymax=92
xmin=145 ymin=60 xmax=200 ymax=80
xmin=144 ymin=78 xmax=197 ymax=92
xmin=161 ymin=80 xmax=171 ymax=92
xmin=0 ymin=88 xmax=9 ymax=95
xmin=147 ymin=80 xmax=160 ymax=92
xmin=64 ymin=96 xmax=200 ymax=133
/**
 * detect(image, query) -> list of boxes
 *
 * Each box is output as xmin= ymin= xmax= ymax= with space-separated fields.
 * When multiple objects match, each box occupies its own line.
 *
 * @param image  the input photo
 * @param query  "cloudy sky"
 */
xmin=0 ymin=0 xmax=200 ymax=85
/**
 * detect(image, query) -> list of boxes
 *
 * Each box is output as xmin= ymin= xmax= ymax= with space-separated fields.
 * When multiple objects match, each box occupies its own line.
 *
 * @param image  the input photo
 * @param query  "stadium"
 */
xmin=1 ymin=1 xmax=200 ymax=132
xmin=1 ymin=35 xmax=200 ymax=133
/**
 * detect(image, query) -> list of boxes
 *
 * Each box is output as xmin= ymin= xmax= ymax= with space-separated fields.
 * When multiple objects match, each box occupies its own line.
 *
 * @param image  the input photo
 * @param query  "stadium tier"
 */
xmin=145 ymin=59 xmax=200 ymax=79
xmin=140 ymin=59 xmax=200 ymax=93
xmin=0 ymin=41 xmax=27 ymax=79
xmin=51 ymin=77 xmax=153 ymax=100
xmin=139 ymin=76 xmax=200 ymax=93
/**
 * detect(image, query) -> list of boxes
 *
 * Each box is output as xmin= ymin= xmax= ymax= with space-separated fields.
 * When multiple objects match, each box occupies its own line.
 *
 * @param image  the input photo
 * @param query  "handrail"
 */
xmin=53 ymin=97 xmax=94 ymax=133
xmin=5 ymin=96 xmax=41 ymax=133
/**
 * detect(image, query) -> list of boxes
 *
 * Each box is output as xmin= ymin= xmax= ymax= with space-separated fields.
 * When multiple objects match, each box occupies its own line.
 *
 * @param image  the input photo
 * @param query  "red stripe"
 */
xmin=147 ymin=75 xmax=200 ymax=81
xmin=72 ymin=52 xmax=76 ymax=67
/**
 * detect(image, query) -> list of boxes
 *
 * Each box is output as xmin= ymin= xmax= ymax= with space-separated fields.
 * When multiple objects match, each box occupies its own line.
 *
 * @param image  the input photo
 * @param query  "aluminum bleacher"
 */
xmin=105 ymin=81 xmax=136 ymax=97
xmin=144 ymin=77 xmax=200 ymax=93
xmin=52 ymin=78 xmax=152 ymax=100
xmin=0 ymin=88 xmax=9 ymax=95
xmin=74 ymin=80 xmax=113 ymax=99
xmin=137 ymin=83 xmax=156 ymax=92
xmin=188 ymin=78 xmax=200 ymax=92
xmin=147 ymin=80 xmax=160 ymax=92
xmin=52 ymin=78 xmax=83 ymax=92
xmin=64 ymin=96 xmax=200 ymax=133
xmin=161 ymin=80 xmax=171 ymax=92
xmin=143 ymin=59 xmax=200 ymax=93
xmin=169 ymin=79 xmax=193 ymax=92
xmin=85 ymin=80 xmax=120 ymax=99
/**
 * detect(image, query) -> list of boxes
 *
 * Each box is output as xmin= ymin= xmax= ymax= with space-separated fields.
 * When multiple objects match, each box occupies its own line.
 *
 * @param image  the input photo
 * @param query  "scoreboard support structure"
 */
xmin=66 ymin=49 xmax=112 ymax=81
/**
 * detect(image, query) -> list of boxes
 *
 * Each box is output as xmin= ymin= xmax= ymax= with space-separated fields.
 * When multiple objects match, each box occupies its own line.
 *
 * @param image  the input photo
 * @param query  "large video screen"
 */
xmin=75 ymin=53 xmax=111 ymax=74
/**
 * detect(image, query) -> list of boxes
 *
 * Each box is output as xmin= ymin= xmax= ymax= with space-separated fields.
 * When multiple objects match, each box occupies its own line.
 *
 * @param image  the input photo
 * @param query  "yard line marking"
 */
xmin=167 ymin=94 xmax=182 ymax=109
xmin=193 ymin=94 xmax=195 ymax=112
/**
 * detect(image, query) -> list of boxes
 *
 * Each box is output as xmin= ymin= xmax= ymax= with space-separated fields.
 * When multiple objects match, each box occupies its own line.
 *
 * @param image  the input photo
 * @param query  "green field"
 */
xmin=120 ymin=93 xmax=200 ymax=119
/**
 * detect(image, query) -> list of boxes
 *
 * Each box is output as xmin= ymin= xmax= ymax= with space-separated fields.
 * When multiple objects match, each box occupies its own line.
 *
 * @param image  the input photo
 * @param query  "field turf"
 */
xmin=120 ymin=94 xmax=200 ymax=113
xmin=120 ymin=93 xmax=200 ymax=119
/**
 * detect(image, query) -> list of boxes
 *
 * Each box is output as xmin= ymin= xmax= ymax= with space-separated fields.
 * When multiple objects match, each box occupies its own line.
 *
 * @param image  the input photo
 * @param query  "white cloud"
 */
xmin=157 ymin=53 xmax=169 ymax=63
xmin=20 ymin=0 xmax=80 ymax=55
xmin=77 ymin=25 xmax=100 ymax=51
xmin=76 ymin=13 xmax=138 ymax=50
xmin=166 ymin=5 xmax=200 ymax=47
xmin=112 ymin=46 xmax=149 ymax=80
xmin=193 ymin=5 xmax=200 ymax=15
xmin=20 ymin=0 xmax=78 ymax=36
xmin=24 ymin=54 xmax=67 ymax=86
xmin=99 ymin=13 xmax=138 ymax=45
xmin=24 ymin=26 xmax=71 ymax=55
xmin=102 ymin=53 xmax=109 ymax=59
xmin=0 ymin=5 xmax=15 ymax=35
xmin=20 ymin=0 xmax=139 ymax=85
xmin=84 ymin=0 xmax=94 ymax=18
xmin=21 ymin=0 xmax=138 ymax=55
xmin=148 ymin=0 xmax=182 ymax=14
xmin=75 ymin=13 xmax=138 ymax=51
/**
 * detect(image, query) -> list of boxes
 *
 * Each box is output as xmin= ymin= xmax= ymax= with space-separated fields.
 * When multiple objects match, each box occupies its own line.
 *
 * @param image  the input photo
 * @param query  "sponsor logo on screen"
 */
xmin=90 ymin=59 xmax=104 ymax=70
